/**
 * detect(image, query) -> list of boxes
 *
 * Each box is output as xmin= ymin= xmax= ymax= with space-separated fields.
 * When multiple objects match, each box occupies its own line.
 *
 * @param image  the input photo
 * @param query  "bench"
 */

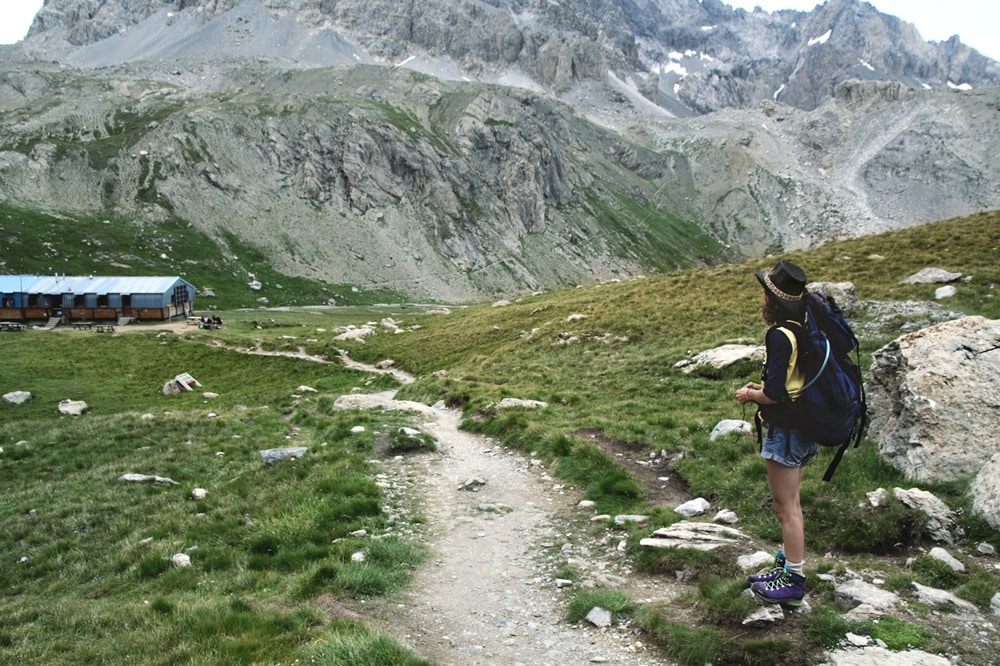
xmin=95 ymin=325 xmax=116 ymax=333
xmin=72 ymin=322 xmax=93 ymax=330
xmin=1 ymin=322 xmax=25 ymax=331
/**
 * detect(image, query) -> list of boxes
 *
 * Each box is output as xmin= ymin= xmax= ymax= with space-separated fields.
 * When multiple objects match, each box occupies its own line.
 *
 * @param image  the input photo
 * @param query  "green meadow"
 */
xmin=2 ymin=211 xmax=999 ymax=664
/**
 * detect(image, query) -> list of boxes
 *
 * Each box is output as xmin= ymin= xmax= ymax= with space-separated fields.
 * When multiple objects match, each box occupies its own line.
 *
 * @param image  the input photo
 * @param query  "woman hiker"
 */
xmin=736 ymin=259 xmax=816 ymax=607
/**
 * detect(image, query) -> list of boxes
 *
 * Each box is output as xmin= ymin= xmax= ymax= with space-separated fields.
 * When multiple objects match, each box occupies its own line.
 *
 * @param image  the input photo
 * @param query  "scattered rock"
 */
xmin=823 ymin=646 xmax=950 ymax=665
xmin=259 ymin=446 xmax=308 ymax=465
xmin=640 ymin=520 xmax=747 ymax=551
xmin=585 ymin=607 xmax=612 ymax=628
xmin=678 ymin=344 xmax=763 ymax=373
xmin=2 ymin=391 xmax=32 ymax=404
xmin=834 ymin=579 xmax=899 ymax=612
xmin=910 ymin=582 xmax=977 ymax=613
xmin=118 ymin=473 xmax=178 ymax=485
xmin=738 ymin=551 xmax=774 ymax=572
xmin=459 ymin=476 xmax=487 ymax=491
xmin=495 ymin=398 xmax=548 ymax=411
xmin=709 ymin=419 xmax=751 ymax=441
xmin=901 ymin=268 xmax=962 ymax=284
xmin=58 ymin=399 xmax=88 ymax=415
xmin=613 ymin=514 xmax=649 ymax=525
xmin=674 ymin=497 xmax=710 ymax=517
xmin=171 ymin=553 xmax=191 ymax=567
xmin=713 ymin=509 xmax=739 ymax=524
xmin=192 ymin=488 xmax=207 ymax=500
xmin=927 ymin=547 xmax=965 ymax=572
xmin=935 ymin=285 xmax=957 ymax=299
xmin=808 ymin=281 xmax=858 ymax=313
xmin=892 ymin=487 xmax=955 ymax=543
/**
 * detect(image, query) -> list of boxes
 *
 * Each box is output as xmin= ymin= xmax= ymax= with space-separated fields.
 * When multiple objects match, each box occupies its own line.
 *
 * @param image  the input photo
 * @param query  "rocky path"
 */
xmin=339 ymin=391 xmax=675 ymax=665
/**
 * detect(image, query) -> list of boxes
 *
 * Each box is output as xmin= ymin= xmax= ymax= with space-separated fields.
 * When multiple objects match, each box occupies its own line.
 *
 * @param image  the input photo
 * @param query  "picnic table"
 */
xmin=72 ymin=322 xmax=93 ymax=330
xmin=95 ymin=325 xmax=115 ymax=333
xmin=1 ymin=322 xmax=25 ymax=331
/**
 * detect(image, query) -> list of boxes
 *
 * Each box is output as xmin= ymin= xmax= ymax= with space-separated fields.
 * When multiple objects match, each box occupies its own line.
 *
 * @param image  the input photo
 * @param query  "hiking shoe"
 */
xmin=745 ymin=551 xmax=786 ymax=586
xmin=750 ymin=569 xmax=806 ymax=607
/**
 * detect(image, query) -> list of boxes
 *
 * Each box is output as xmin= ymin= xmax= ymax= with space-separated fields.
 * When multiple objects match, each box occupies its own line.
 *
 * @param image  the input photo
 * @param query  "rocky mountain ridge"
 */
xmin=1 ymin=1 xmax=999 ymax=302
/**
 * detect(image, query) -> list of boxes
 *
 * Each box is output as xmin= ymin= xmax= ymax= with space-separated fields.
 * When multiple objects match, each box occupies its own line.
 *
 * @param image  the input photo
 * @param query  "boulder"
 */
xmin=259 ymin=447 xmax=308 ymax=465
xmin=968 ymin=453 xmax=1000 ymax=530
xmin=807 ymin=281 xmax=858 ymax=313
xmin=58 ymin=399 xmax=88 ymax=416
xmin=901 ymin=267 xmax=962 ymax=284
xmin=2 ymin=391 xmax=32 ymax=405
xmin=892 ymin=487 xmax=955 ymax=543
xmin=677 ymin=344 xmax=764 ymax=373
xmin=868 ymin=316 xmax=1000 ymax=482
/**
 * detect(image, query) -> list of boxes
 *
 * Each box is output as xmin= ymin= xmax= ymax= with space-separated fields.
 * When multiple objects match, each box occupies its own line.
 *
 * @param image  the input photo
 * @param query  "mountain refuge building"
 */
xmin=0 ymin=275 xmax=195 ymax=323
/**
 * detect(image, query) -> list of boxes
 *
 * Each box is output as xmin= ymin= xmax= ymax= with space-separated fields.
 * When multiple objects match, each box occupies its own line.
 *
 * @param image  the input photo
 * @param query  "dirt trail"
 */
xmin=341 ymin=391 xmax=676 ymax=666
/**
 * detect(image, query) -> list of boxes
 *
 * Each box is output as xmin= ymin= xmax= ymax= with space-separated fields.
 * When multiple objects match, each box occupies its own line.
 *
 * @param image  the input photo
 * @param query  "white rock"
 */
xmin=927 ymin=546 xmax=965 ymax=572
xmin=846 ymin=632 xmax=871 ymax=647
xmin=738 ymin=551 xmax=774 ymax=571
xmin=171 ymin=553 xmax=191 ymax=567
xmin=709 ymin=419 xmax=751 ymax=441
xmin=58 ymin=399 xmax=88 ymax=416
xmin=351 ymin=551 xmax=367 ymax=562
xmin=351 ymin=426 xmax=366 ymax=433
xmin=585 ymin=607 xmax=612 ymax=628
xmin=934 ymin=285 xmax=957 ymax=299
xmin=2 ymin=391 xmax=32 ymax=405
xmin=713 ymin=509 xmax=739 ymax=524
xmin=901 ymin=268 xmax=962 ymax=284
xmin=192 ymin=488 xmax=207 ymax=500
xmin=674 ymin=497 xmax=710 ymax=517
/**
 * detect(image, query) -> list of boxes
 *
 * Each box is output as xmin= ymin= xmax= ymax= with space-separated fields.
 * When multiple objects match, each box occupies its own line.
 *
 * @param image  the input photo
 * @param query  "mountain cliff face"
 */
xmin=1 ymin=0 xmax=999 ymax=302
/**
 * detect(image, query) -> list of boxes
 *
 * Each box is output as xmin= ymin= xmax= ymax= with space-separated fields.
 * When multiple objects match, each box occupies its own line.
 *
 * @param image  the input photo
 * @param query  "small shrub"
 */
xmin=696 ymin=575 xmax=757 ymax=625
xmin=137 ymin=555 xmax=170 ymax=579
xmin=955 ymin=573 xmax=1000 ymax=611
xmin=303 ymin=621 xmax=431 ymax=666
xmin=565 ymin=589 xmax=635 ymax=623
xmin=637 ymin=607 xmax=725 ymax=666
xmin=388 ymin=428 xmax=436 ymax=453
xmin=871 ymin=615 xmax=931 ymax=650
xmin=912 ymin=555 xmax=961 ymax=589
xmin=742 ymin=638 xmax=791 ymax=665
xmin=149 ymin=597 xmax=175 ymax=614
xmin=802 ymin=608 xmax=851 ymax=649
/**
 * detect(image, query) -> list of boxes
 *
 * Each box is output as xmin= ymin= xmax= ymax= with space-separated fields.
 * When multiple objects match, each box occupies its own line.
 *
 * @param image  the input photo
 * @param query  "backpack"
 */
xmin=759 ymin=291 xmax=868 ymax=481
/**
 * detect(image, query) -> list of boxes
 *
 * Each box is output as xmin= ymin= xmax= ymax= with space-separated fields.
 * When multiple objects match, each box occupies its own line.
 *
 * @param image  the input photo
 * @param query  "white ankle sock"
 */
xmin=785 ymin=560 xmax=804 ymax=575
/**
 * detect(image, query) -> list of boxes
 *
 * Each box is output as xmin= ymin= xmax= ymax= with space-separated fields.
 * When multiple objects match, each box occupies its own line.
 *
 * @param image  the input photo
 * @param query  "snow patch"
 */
xmin=947 ymin=80 xmax=973 ymax=91
xmin=859 ymin=59 xmax=875 ymax=71
xmin=808 ymin=29 xmax=832 ymax=46
xmin=773 ymin=84 xmax=785 ymax=100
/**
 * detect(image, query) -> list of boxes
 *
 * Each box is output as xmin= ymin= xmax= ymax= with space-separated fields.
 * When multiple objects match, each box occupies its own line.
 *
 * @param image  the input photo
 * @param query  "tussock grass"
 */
xmin=565 ymin=589 xmax=637 ymax=623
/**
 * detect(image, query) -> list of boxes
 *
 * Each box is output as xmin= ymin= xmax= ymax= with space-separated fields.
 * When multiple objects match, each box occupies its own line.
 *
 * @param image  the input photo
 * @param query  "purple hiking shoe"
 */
xmin=750 ymin=568 xmax=806 ymax=607
xmin=746 ymin=550 xmax=786 ymax=586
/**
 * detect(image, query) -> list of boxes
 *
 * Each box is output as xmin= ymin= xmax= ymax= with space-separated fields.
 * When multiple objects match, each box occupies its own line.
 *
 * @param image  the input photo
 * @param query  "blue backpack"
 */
xmin=762 ymin=291 xmax=868 ymax=481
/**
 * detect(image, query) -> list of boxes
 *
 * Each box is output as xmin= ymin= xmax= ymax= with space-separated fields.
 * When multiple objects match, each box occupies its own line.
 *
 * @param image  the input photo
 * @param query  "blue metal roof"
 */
xmin=0 ymin=275 xmax=193 ymax=295
xmin=0 ymin=275 xmax=45 ymax=293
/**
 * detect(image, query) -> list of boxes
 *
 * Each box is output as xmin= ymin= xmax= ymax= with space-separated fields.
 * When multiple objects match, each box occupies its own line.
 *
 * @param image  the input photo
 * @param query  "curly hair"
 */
xmin=761 ymin=288 xmax=805 ymax=325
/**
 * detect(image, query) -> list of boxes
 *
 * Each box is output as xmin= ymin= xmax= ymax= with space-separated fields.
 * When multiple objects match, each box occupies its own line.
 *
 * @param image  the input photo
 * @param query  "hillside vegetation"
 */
xmin=1 ymin=212 xmax=998 ymax=664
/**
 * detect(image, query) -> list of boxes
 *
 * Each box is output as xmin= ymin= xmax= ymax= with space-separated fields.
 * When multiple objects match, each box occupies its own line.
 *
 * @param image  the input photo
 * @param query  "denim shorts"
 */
xmin=761 ymin=424 xmax=819 ymax=469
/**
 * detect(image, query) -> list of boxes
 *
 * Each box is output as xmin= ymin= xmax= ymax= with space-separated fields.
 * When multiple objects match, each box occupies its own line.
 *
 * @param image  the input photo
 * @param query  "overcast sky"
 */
xmin=1 ymin=0 xmax=998 ymax=61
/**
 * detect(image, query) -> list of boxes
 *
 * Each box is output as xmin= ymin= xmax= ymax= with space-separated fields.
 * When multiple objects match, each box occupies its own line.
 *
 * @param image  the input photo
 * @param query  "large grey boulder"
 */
xmin=867 ymin=316 xmax=1000 ymax=482
xmin=968 ymin=453 xmax=1000 ymax=530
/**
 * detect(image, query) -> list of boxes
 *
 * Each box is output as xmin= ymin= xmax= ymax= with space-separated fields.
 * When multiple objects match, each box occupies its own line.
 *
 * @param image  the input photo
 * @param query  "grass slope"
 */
xmin=2 ymin=211 xmax=998 ymax=664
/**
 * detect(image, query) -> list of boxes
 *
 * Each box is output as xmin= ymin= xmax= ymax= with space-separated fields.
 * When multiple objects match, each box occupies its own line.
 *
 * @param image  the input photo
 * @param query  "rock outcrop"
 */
xmin=868 ymin=316 xmax=1000 ymax=483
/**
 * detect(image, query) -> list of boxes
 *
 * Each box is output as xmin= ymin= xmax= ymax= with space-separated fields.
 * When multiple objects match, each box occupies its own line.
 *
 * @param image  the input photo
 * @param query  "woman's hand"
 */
xmin=736 ymin=382 xmax=762 ymax=404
